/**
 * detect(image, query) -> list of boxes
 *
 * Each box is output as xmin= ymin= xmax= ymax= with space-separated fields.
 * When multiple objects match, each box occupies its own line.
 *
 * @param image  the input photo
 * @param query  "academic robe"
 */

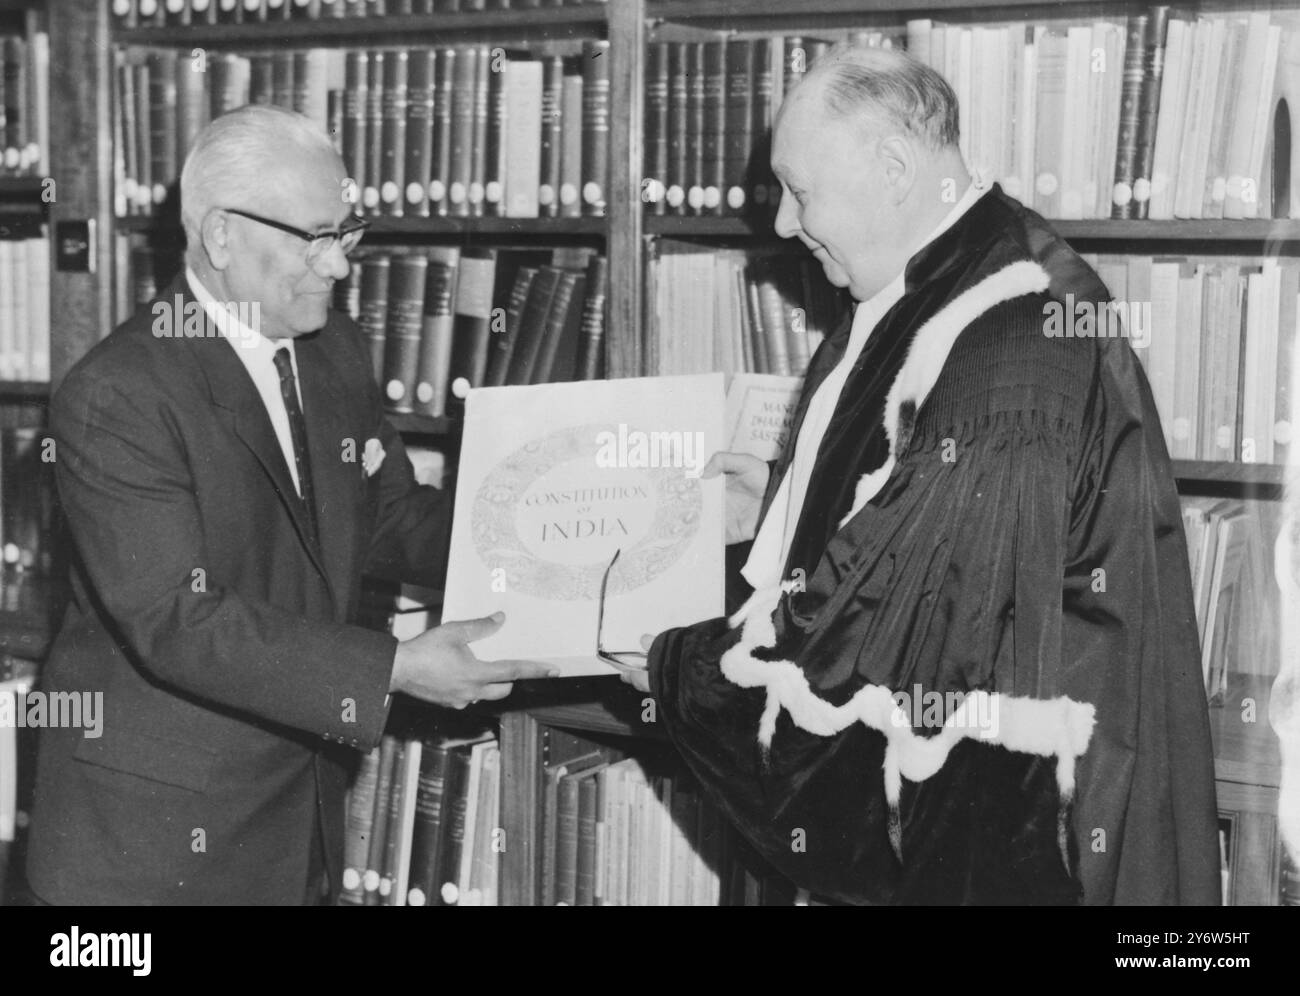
xmin=650 ymin=185 xmax=1221 ymax=905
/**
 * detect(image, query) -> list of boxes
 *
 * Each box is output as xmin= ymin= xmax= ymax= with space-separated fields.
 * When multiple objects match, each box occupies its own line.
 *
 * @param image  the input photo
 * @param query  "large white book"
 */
xmin=442 ymin=374 xmax=725 ymax=676
xmin=724 ymin=372 xmax=802 ymax=463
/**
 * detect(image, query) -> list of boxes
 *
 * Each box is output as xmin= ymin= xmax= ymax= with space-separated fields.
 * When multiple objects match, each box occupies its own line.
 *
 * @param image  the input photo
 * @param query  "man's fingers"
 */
xmin=438 ymin=611 xmax=506 ymax=644
xmin=701 ymin=451 xmax=745 ymax=479
xmin=477 ymin=658 xmax=557 ymax=683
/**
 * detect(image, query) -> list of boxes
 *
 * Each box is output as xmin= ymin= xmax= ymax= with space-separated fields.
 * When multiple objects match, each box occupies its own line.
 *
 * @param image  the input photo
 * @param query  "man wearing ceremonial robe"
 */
xmin=641 ymin=46 xmax=1220 ymax=905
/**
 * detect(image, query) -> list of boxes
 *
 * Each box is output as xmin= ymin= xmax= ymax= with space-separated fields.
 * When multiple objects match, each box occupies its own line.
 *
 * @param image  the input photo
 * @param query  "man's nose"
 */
xmin=317 ymin=240 xmax=352 ymax=281
xmin=773 ymin=190 xmax=800 ymax=239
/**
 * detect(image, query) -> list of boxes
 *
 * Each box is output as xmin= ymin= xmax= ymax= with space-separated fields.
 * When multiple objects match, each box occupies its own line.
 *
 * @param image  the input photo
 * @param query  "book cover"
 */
xmin=442 ymin=373 xmax=725 ymax=676
xmin=724 ymin=372 xmax=802 ymax=463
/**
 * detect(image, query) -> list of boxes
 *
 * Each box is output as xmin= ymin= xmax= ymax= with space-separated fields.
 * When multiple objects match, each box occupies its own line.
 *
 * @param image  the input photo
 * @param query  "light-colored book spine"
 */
xmin=1148 ymin=17 xmax=1191 ymax=219
xmin=1171 ymin=262 xmax=1204 ymax=459
xmin=1224 ymin=14 xmax=1275 ymax=219
xmin=503 ymin=60 xmax=543 ymax=219
xmin=1147 ymin=259 xmax=1181 ymax=435
xmin=1173 ymin=19 xmax=1212 ymax=219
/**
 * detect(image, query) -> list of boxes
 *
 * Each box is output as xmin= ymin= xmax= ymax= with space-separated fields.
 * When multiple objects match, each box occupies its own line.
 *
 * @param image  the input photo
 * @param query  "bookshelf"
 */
xmin=12 ymin=0 xmax=1296 ymax=905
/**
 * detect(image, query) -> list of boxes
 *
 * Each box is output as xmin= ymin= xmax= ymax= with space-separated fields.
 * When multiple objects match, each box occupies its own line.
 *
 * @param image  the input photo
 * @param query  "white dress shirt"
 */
xmin=187 ymin=266 xmax=304 ymax=497
xmin=741 ymin=179 xmax=989 ymax=590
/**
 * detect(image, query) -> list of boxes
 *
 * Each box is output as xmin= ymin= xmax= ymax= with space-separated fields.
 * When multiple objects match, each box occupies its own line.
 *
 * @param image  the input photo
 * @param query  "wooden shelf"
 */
xmin=116 ymin=213 xmax=608 ymax=238
xmin=0 ymin=381 xmax=50 ymax=400
xmin=0 ymin=176 xmax=44 ymax=195
xmin=114 ymin=6 xmax=608 ymax=47
xmin=1210 ymin=672 xmax=1283 ymax=790
xmin=647 ymin=213 xmax=1300 ymax=244
xmin=1172 ymin=461 xmax=1291 ymax=488
xmin=648 ymin=0 xmax=1128 ymax=18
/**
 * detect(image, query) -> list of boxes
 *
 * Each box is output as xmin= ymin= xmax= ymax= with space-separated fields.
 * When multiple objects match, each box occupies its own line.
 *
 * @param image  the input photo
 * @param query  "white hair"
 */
xmin=179 ymin=104 xmax=338 ymax=260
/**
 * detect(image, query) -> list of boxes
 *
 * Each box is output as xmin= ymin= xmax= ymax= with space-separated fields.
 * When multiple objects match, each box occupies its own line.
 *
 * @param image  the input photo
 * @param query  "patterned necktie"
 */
xmin=272 ymin=347 xmax=319 ymax=544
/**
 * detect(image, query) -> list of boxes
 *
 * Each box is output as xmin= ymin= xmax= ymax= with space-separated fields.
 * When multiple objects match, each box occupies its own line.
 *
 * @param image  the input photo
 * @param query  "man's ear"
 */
xmin=199 ymin=209 xmax=233 ymax=271
xmin=877 ymin=134 xmax=915 ymax=203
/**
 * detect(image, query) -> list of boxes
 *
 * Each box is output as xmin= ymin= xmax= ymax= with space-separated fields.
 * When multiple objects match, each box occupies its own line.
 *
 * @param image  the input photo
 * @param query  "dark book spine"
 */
xmin=644 ymin=42 xmax=669 ymax=215
xmin=111 ymin=0 xmax=138 ymax=29
xmin=380 ymin=49 xmax=409 ymax=217
xmin=137 ymin=0 xmax=164 ymax=25
xmin=339 ymin=747 xmax=380 ymax=904
xmin=436 ymin=747 xmax=472 ymax=906
xmin=559 ymin=72 xmax=584 ymax=218
xmin=1110 ymin=14 xmax=1148 ymax=219
xmin=555 ymin=773 xmax=581 ymax=906
xmin=1132 ymin=6 xmax=1171 ymax=220
xmin=327 ymin=89 xmax=344 ymax=155
xmin=530 ymin=269 xmax=580 ymax=384
xmin=702 ymin=40 xmax=727 ymax=216
xmin=405 ymin=743 xmax=452 ymax=906
xmin=270 ymin=50 xmax=295 ymax=108
xmin=539 ymin=56 xmax=564 ymax=218
xmin=175 ymin=54 xmax=209 ymax=176
xmin=216 ymin=0 xmax=243 ymax=23
xmin=362 ymin=734 xmax=400 ymax=906
xmin=292 ymin=0 xmax=323 ymax=17
xmin=378 ymin=740 xmax=407 ymax=905
xmin=447 ymin=46 xmax=477 ymax=217
xmin=751 ymin=37 xmax=775 ymax=219
xmin=133 ymin=64 xmax=152 ymax=214
xmin=293 ymin=49 xmax=328 ymax=131
xmin=404 ymin=48 xmax=435 ymax=218
xmin=468 ymin=45 xmax=490 ymax=216
xmin=118 ymin=56 xmax=138 ymax=213
xmin=164 ymin=0 xmax=190 ymax=26
xmin=666 ymin=42 xmax=688 ymax=214
xmin=686 ymin=42 xmax=705 ymax=214
xmin=446 ymin=249 xmax=497 ymax=396
xmin=581 ymin=40 xmax=610 ymax=216
xmin=358 ymin=254 xmax=392 ymax=387
xmin=413 ymin=248 xmax=460 ymax=417
xmin=575 ymin=773 xmax=598 ymax=906
xmin=483 ymin=49 xmax=508 ymax=217
xmin=505 ymin=265 xmax=561 ymax=385
xmin=147 ymin=51 xmax=177 ymax=211
xmin=485 ymin=265 xmax=537 ymax=386
xmin=723 ymin=38 xmax=754 ymax=215
xmin=575 ymin=254 xmax=607 ymax=380
xmin=192 ymin=0 xmax=218 ymax=24
xmin=382 ymin=254 xmax=427 ymax=412
xmin=430 ymin=48 xmax=455 ymax=216
xmin=249 ymin=53 xmax=273 ymax=105
xmin=363 ymin=50 xmax=385 ymax=214
xmin=211 ymin=54 xmax=251 ymax=120
xmin=343 ymin=51 xmax=369 ymax=209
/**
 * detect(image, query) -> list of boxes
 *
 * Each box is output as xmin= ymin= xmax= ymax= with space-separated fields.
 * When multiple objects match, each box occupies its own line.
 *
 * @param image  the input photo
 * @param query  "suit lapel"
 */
xmin=294 ymin=328 xmax=364 ymax=613
xmin=176 ymin=276 xmax=336 ymax=598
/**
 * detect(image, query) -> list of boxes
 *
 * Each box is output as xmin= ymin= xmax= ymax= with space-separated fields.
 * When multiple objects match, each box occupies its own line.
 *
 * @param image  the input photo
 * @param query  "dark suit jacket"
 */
xmin=26 ymin=274 xmax=451 ymax=905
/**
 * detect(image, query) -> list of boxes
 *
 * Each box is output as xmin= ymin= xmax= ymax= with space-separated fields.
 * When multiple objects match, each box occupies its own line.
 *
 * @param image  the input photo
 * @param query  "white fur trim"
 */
xmin=838 ymin=260 xmax=1051 ymax=527
xmin=727 ymin=260 xmax=1093 ymax=807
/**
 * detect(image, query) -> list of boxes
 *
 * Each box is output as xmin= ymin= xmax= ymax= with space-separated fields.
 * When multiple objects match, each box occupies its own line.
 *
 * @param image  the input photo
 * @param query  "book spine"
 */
xmin=430 ymin=48 xmax=455 ymax=215
xmin=270 ymin=49 xmax=295 ymax=109
xmin=723 ymin=38 xmax=754 ymax=215
xmin=358 ymin=255 xmax=391 ymax=386
xmin=644 ymin=42 xmax=669 ymax=214
xmin=558 ymin=72 xmax=583 ymax=218
xmin=528 ymin=268 xmax=577 ymax=384
xmin=580 ymin=40 xmax=610 ymax=216
xmin=404 ymin=48 xmax=434 ymax=217
xmin=333 ymin=257 xmax=362 ymax=320
xmin=147 ymin=50 xmax=177 ymax=209
xmin=750 ymin=37 xmax=775 ymax=219
xmin=380 ymin=48 xmax=408 ymax=216
xmin=575 ymin=254 xmax=607 ymax=380
xmin=701 ymin=40 xmax=726 ymax=216
xmin=1110 ymin=13 xmax=1147 ymax=220
xmin=483 ymin=48 xmax=508 ymax=217
xmin=339 ymin=746 xmax=381 ymax=904
xmin=469 ymin=44 xmax=490 ymax=216
xmin=378 ymin=740 xmax=407 ymax=904
xmin=447 ymin=45 xmax=476 ymax=217
xmin=555 ymin=773 xmax=581 ymax=906
xmin=293 ymin=49 xmax=329 ymax=132
xmin=446 ymin=250 xmax=497 ymax=396
xmin=666 ymin=42 xmax=689 ymax=215
xmin=1132 ymin=6 xmax=1170 ymax=219
xmin=539 ymin=56 xmax=564 ymax=218
xmin=485 ymin=265 xmax=536 ymax=386
xmin=405 ymin=742 xmax=451 ymax=906
xmin=381 ymin=254 xmax=427 ymax=412
xmin=362 ymin=733 xmax=399 ymax=906
xmin=436 ymin=748 xmax=472 ymax=905
xmin=505 ymin=265 xmax=560 ymax=385
xmin=575 ymin=773 xmax=598 ymax=906
xmin=363 ymin=50 xmax=385 ymax=214
xmin=413 ymin=248 xmax=460 ymax=417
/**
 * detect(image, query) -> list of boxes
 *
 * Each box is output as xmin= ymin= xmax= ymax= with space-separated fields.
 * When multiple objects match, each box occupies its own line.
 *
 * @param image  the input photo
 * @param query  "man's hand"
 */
xmin=390 ymin=612 xmax=557 ymax=709
xmin=702 ymin=451 xmax=770 ymax=545
xmin=616 ymin=633 xmax=655 ymax=693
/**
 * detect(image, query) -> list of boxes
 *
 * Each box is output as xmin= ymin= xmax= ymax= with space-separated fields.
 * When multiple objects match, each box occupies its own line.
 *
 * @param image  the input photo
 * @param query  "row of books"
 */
xmin=341 ymin=726 xmax=502 ymax=906
xmin=0 ymin=29 xmax=48 ymax=178
xmin=907 ymin=9 xmax=1300 ymax=221
xmin=642 ymin=32 xmax=894 ymax=218
xmin=0 ymin=227 xmax=51 ymax=383
xmin=0 ymin=426 xmax=53 ymax=576
xmin=0 ymin=656 xmax=38 ymax=843
xmin=114 ymin=42 xmax=612 ymax=220
xmin=112 ymin=0 xmax=603 ymax=28
xmin=335 ymin=246 xmax=608 ymax=418
xmin=1087 ymin=254 xmax=1297 ymax=465
xmin=646 ymin=242 xmax=847 ymax=378
xmin=1180 ymin=497 xmax=1278 ymax=703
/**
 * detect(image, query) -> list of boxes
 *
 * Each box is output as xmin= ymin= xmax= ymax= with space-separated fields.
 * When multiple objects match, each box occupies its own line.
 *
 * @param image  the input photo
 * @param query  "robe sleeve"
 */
xmin=650 ymin=292 xmax=1220 ymax=905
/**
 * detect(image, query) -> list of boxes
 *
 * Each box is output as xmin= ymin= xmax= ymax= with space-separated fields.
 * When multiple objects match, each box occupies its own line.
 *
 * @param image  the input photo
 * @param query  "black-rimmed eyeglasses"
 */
xmin=596 ymin=548 xmax=649 ymax=673
xmin=223 ymin=208 xmax=370 ymax=266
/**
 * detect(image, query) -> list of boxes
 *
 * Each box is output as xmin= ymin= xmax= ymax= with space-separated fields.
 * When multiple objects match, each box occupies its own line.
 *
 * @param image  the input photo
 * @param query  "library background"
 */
xmin=0 ymin=0 xmax=1296 ymax=906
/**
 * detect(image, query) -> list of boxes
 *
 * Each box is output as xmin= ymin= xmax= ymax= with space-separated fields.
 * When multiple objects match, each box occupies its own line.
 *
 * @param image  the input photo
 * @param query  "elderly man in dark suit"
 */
xmin=26 ymin=104 xmax=552 ymax=905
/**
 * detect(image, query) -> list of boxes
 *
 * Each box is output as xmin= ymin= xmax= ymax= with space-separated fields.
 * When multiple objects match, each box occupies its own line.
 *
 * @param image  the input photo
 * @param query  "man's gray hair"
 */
xmin=806 ymin=43 xmax=960 ymax=150
xmin=179 ymin=104 xmax=339 ymax=254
